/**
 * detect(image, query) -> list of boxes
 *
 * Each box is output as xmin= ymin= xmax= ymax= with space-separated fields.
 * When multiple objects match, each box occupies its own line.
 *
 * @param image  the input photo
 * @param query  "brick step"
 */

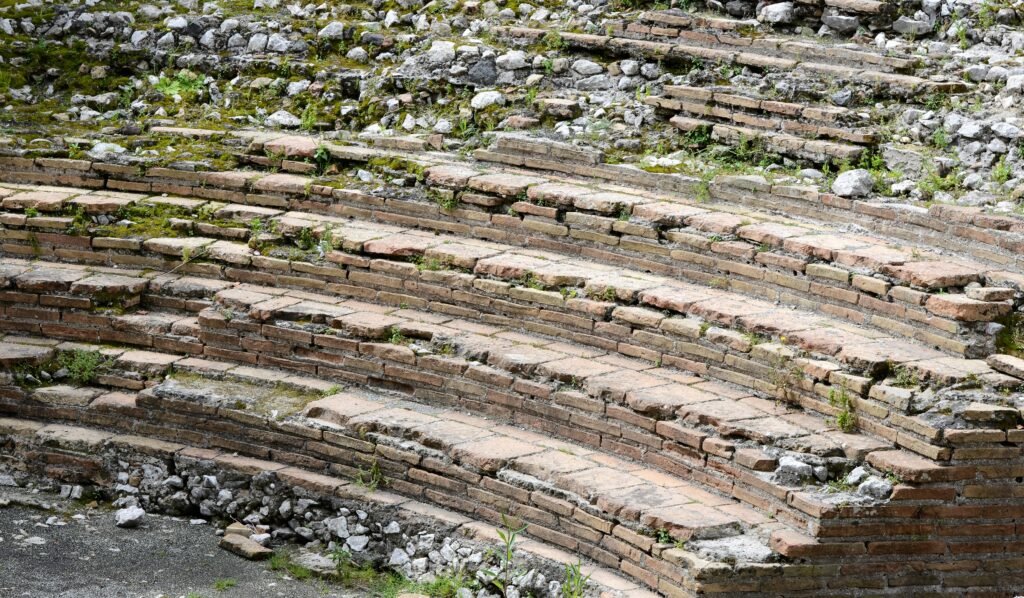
xmin=628 ymin=11 xmax=920 ymax=73
xmin=0 ymin=416 xmax=656 ymax=598
xmin=3 ymin=331 xmax=1022 ymax=585
xmin=7 ymin=133 xmax=1024 ymax=273
xmin=645 ymin=1 xmax=929 ymax=40
xmin=0 ymin=267 xmax=901 ymax=526
xmin=649 ymin=85 xmax=877 ymax=146
xmin=667 ymin=113 xmax=866 ymax=162
xmin=0 ymin=343 xmax=848 ymax=596
xmin=1 ymin=196 xmax=1016 ymax=391
xmin=494 ymin=27 xmax=964 ymax=98
xmin=2 ymin=257 xmax=1019 ymax=472
xmin=3 ymin=336 xmax=1003 ymax=558
xmin=2 ymin=172 xmax=1016 ymax=359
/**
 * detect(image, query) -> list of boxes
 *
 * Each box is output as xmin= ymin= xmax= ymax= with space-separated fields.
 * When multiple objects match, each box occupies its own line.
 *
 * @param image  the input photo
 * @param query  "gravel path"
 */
xmin=0 ymin=488 xmax=361 ymax=598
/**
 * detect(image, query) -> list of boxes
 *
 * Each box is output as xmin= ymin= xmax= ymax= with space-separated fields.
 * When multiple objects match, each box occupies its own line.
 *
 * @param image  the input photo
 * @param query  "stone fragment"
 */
xmin=114 ymin=506 xmax=145 ymax=528
xmin=219 ymin=534 xmax=273 ymax=560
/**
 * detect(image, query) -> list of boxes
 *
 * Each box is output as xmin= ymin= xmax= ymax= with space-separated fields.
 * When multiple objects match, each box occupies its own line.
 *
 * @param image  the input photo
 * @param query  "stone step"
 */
xmin=0 ymin=343 xmax=822 ymax=595
xmin=0 ymin=416 xmax=657 ymax=598
xmin=667 ymin=112 xmax=866 ymax=162
xmin=7 ymin=135 xmax=1024 ymax=276
xmin=2 ymin=332 xmax=1019 ymax=590
xmin=649 ymin=85 xmax=878 ymax=146
xmin=494 ymin=27 xmax=962 ymax=97
xmin=0 ymin=178 xmax=1016 ymax=359
xmin=630 ymin=11 xmax=921 ymax=73
xmin=1 ymin=257 xmax=1017 ymax=470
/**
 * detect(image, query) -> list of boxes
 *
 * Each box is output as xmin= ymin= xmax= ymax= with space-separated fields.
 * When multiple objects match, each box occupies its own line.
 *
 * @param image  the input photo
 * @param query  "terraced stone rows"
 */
xmin=0 ymin=338 xmax=812 ymax=595
xmin=0 ymin=261 xmax=949 ymax=542
xmin=626 ymin=12 xmax=921 ymax=72
xmin=0 ymin=173 xmax=1015 ymax=356
xmin=631 ymin=11 xmax=921 ymax=73
xmin=646 ymin=91 xmax=873 ymax=162
xmin=0 ymin=416 xmax=655 ymax=598
xmin=3 ymin=171 xmax=1024 ymax=596
xmin=1 ymin=334 xmax=1002 ymax=563
xmin=653 ymin=85 xmax=877 ymax=145
xmin=495 ymin=27 xmax=960 ymax=97
xmin=1 ymin=258 xmax=1015 ymax=498
xmin=0 ymin=215 xmax=1015 ymax=462
xmin=7 ymin=134 xmax=1024 ymax=272
xmin=2 ymin=154 xmax=1016 ymax=361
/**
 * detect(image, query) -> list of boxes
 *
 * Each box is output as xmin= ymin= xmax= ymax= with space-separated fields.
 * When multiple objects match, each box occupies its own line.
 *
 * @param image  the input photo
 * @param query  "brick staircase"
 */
xmin=2 ymin=123 xmax=1024 ymax=595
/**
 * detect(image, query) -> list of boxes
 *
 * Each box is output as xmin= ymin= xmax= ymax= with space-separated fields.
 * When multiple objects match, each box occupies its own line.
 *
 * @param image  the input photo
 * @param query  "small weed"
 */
xmin=435 ymin=193 xmax=460 ymax=212
xmin=356 ymin=459 xmax=386 ymax=491
xmin=561 ymin=561 xmax=591 ymax=598
xmin=992 ymin=155 xmax=1012 ymax=184
xmin=269 ymin=551 xmax=313 ymax=580
xmin=484 ymin=514 xmax=527 ymax=598
xmin=58 ymin=349 xmax=108 ymax=385
xmin=891 ymin=364 xmax=920 ymax=388
xmin=388 ymin=326 xmax=410 ymax=345
xmin=828 ymin=385 xmax=856 ymax=433
xmin=212 ymin=579 xmax=237 ymax=592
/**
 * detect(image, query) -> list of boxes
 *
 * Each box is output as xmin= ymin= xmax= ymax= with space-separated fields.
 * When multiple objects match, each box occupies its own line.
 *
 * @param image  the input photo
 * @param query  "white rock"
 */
xmin=572 ymin=59 xmax=603 ymax=75
xmin=832 ymin=169 xmax=874 ymax=197
xmin=470 ymin=90 xmax=505 ymax=110
xmin=318 ymin=21 xmax=345 ymax=40
xmin=993 ymin=122 xmax=1021 ymax=139
xmin=424 ymin=40 xmax=456 ymax=67
xmin=266 ymin=110 xmax=301 ymax=128
xmin=857 ymin=476 xmax=894 ymax=499
xmin=495 ymin=50 xmax=528 ymax=70
xmin=346 ymin=535 xmax=370 ymax=552
xmin=760 ymin=2 xmax=795 ymax=24
xmin=114 ymin=506 xmax=145 ymax=528
xmin=389 ymin=547 xmax=410 ymax=566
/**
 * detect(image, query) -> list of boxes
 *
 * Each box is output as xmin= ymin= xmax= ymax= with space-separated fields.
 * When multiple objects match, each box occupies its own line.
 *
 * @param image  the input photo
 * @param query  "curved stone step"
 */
xmin=0 ymin=174 xmax=1015 ymax=360
xmin=0 ymin=255 xmax=1011 ymax=479
xmin=0 ymin=416 xmax=657 ymax=598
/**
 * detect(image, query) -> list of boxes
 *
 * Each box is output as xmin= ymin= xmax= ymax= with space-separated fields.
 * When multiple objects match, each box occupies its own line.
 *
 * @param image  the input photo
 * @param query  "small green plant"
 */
xmin=154 ymin=71 xmax=205 ymax=98
xmin=212 ymin=578 xmax=237 ymax=592
xmin=485 ymin=514 xmax=527 ymax=597
xmin=524 ymin=86 xmax=538 ymax=105
xmin=992 ymin=155 xmax=1012 ymax=184
xmin=388 ymin=326 xmax=409 ymax=345
xmin=300 ymin=101 xmax=320 ymax=131
xmin=296 ymin=227 xmax=316 ymax=250
xmin=698 ymin=321 xmax=711 ymax=337
xmin=58 ymin=349 xmax=108 ymax=385
xmin=268 ymin=551 xmax=313 ymax=580
xmin=517 ymin=272 xmax=545 ymax=291
xmin=561 ymin=561 xmax=591 ymax=598
xmin=313 ymin=144 xmax=331 ymax=175
xmin=540 ymin=31 xmax=567 ymax=51
xmin=356 ymin=459 xmax=386 ymax=491
xmin=825 ymin=478 xmax=855 ymax=493
xmin=435 ymin=193 xmax=460 ymax=211
xmin=424 ymin=566 xmax=475 ymax=598
xmin=891 ymin=364 xmax=920 ymax=388
xmin=931 ymin=128 xmax=949 ymax=149
xmin=24 ymin=206 xmax=39 ymax=218
xmin=828 ymin=385 xmax=856 ymax=433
